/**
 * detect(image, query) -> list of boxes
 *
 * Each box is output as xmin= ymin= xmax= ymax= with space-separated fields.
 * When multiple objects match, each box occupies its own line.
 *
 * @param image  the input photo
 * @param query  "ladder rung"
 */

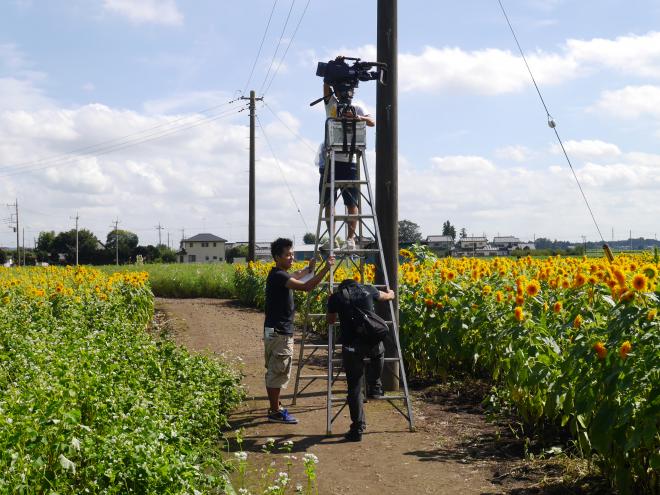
xmin=299 ymin=374 xmax=346 ymax=380
xmin=331 ymin=357 xmax=402 ymax=363
xmin=328 ymin=283 xmax=389 ymax=289
xmin=330 ymin=394 xmax=408 ymax=402
xmin=321 ymin=214 xmax=374 ymax=221
xmin=303 ymin=344 xmax=342 ymax=349
xmin=325 ymin=180 xmax=368 ymax=186
xmin=307 ymin=313 xmax=327 ymax=318
xmin=333 ymin=248 xmax=380 ymax=254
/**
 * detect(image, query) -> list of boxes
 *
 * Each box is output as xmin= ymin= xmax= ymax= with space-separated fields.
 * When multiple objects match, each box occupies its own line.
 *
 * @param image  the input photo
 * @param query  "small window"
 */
xmin=213 ymin=242 xmax=217 ymax=247
xmin=189 ymin=242 xmax=193 ymax=248
xmin=205 ymin=256 xmax=209 ymax=261
xmin=213 ymin=256 xmax=217 ymax=260
xmin=188 ymin=254 xmax=196 ymax=262
xmin=201 ymin=242 xmax=209 ymax=247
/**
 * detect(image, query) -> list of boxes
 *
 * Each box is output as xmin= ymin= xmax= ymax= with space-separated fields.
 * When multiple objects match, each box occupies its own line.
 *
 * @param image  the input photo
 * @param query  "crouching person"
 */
xmin=326 ymin=278 xmax=395 ymax=441
xmin=264 ymin=237 xmax=334 ymax=424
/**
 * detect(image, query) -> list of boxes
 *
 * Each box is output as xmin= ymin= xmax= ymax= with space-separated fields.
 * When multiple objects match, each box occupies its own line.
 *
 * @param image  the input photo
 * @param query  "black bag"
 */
xmin=340 ymin=284 xmax=390 ymax=344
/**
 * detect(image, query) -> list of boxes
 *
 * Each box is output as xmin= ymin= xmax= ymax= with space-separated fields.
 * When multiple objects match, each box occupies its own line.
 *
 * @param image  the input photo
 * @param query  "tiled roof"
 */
xmin=183 ymin=233 xmax=227 ymax=242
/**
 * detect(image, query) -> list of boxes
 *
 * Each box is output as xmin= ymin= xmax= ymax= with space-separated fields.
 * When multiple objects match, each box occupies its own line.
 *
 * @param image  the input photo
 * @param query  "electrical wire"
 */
xmin=257 ymin=0 xmax=296 ymax=96
xmin=497 ymin=0 xmax=606 ymax=243
xmin=0 ymin=105 xmax=248 ymax=178
xmin=3 ymin=98 xmax=241 ymax=174
xmin=256 ymin=114 xmax=310 ymax=231
xmin=242 ymin=0 xmax=279 ymax=95
xmin=263 ymin=100 xmax=317 ymax=153
xmin=261 ymin=0 xmax=311 ymax=97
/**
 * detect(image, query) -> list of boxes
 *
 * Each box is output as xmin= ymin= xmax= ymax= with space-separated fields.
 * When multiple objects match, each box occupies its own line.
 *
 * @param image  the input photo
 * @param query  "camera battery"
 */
xmin=325 ymin=119 xmax=367 ymax=151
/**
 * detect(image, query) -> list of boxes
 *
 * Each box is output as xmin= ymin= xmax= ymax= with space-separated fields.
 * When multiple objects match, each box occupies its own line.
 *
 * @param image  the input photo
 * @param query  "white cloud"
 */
xmin=592 ymin=85 xmax=660 ymax=119
xmin=431 ymin=155 xmax=495 ymax=174
xmin=102 ymin=0 xmax=183 ymax=26
xmin=495 ymin=145 xmax=532 ymax=162
xmin=551 ymin=139 xmax=622 ymax=160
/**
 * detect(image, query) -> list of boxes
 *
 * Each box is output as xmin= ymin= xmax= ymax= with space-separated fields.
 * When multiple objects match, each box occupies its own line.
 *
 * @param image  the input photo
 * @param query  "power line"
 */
xmin=256 ymin=114 xmax=309 ymax=231
xmin=263 ymin=100 xmax=317 ymax=153
xmin=2 ymin=98 xmax=241 ymax=174
xmin=257 ymin=0 xmax=296 ymax=96
xmin=497 ymin=0 xmax=605 ymax=243
xmin=242 ymin=0 xmax=280 ymax=95
xmin=261 ymin=0 xmax=312 ymax=97
xmin=0 ymin=105 xmax=248 ymax=178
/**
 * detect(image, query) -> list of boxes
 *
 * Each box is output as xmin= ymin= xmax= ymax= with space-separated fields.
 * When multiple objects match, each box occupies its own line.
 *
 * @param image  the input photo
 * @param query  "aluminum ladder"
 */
xmin=291 ymin=117 xmax=414 ymax=435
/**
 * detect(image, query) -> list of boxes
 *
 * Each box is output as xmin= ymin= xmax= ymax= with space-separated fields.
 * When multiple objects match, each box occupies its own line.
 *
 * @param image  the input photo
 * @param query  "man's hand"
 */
xmin=308 ymin=256 xmax=317 ymax=273
xmin=325 ymin=255 xmax=336 ymax=267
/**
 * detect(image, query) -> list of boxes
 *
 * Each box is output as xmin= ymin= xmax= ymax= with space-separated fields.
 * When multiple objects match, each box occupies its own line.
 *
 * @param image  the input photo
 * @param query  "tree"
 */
xmin=36 ymin=231 xmax=56 ymax=261
xmin=52 ymin=229 xmax=102 ymax=265
xmin=0 ymin=249 xmax=6 ymax=265
xmin=303 ymin=232 xmax=317 ymax=245
xmin=459 ymin=227 xmax=467 ymax=239
xmin=442 ymin=220 xmax=456 ymax=240
xmin=105 ymin=230 xmax=139 ymax=264
xmin=398 ymin=219 xmax=422 ymax=243
xmin=226 ymin=244 xmax=249 ymax=263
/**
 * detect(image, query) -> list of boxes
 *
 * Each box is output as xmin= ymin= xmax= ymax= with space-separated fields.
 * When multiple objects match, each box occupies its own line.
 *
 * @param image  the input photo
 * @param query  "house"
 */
xmin=425 ymin=235 xmax=454 ymax=253
xmin=456 ymin=236 xmax=488 ymax=250
xmin=225 ymin=242 xmax=272 ymax=262
xmin=492 ymin=236 xmax=522 ymax=250
xmin=178 ymin=233 xmax=227 ymax=263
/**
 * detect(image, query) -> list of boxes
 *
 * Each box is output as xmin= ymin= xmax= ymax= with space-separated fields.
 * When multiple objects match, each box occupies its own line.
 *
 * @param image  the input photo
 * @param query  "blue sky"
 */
xmin=1 ymin=0 xmax=660 ymax=249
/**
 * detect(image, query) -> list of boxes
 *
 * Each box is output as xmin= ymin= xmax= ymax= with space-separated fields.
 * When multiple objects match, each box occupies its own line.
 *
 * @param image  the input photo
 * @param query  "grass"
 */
xmin=99 ymin=262 xmax=237 ymax=298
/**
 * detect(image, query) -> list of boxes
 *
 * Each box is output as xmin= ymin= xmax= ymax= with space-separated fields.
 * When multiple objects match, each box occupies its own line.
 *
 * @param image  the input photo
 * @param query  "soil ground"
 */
xmin=156 ymin=298 xmax=609 ymax=495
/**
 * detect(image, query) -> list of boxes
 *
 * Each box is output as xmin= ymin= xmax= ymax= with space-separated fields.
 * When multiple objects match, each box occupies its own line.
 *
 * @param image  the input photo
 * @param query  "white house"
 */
xmin=178 ymin=233 xmax=227 ymax=263
xmin=492 ymin=236 xmax=522 ymax=250
xmin=426 ymin=235 xmax=454 ymax=252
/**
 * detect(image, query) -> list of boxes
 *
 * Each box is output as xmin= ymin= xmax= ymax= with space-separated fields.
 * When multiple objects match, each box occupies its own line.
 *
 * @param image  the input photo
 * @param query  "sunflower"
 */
xmin=593 ymin=341 xmax=607 ymax=360
xmin=647 ymin=309 xmax=657 ymax=321
xmin=573 ymin=315 xmax=583 ymax=329
xmin=514 ymin=306 xmax=524 ymax=322
xmin=642 ymin=264 xmax=657 ymax=280
xmin=553 ymin=301 xmax=562 ymax=313
xmin=632 ymin=273 xmax=648 ymax=291
xmin=526 ymin=280 xmax=541 ymax=297
xmin=619 ymin=341 xmax=632 ymax=359
xmin=574 ymin=273 xmax=586 ymax=288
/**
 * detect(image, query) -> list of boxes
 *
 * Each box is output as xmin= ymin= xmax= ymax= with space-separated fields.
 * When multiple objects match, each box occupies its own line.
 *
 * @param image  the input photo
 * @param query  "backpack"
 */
xmin=339 ymin=283 xmax=390 ymax=345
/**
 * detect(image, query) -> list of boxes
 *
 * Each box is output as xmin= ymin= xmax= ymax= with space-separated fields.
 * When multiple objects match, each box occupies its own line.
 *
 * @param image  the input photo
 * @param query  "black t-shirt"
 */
xmin=264 ymin=267 xmax=295 ymax=335
xmin=327 ymin=282 xmax=380 ymax=344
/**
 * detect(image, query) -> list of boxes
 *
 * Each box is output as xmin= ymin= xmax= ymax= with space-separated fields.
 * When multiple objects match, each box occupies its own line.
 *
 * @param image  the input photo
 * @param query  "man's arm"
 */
xmin=377 ymin=289 xmax=395 ymax=301
xmin=290 ymin=257 xmax=317 ymax=280
xmin=326 ymin=312 xmax=338 ymax=325
xmin=358 ymin=114 xmax=375 ymax=127
xmin=285 ymin=256 xmax=335 ymax=292
xmin=323 ymin=83 xmax=333 ymax=103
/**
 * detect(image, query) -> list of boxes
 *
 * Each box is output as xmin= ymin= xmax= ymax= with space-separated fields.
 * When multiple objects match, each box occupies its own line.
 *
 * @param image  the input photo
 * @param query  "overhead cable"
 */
xmin=497 ymin=0 xmax=605 ymax=243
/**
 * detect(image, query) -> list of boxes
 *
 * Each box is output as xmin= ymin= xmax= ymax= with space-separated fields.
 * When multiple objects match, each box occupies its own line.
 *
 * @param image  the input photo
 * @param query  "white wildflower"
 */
xmin=303 ymin=453 xmax=319 ymax=464
xmin=277 ymin=471 xmax=289 ymax=486
xmin=295 ymin=484 xmax=303 ymax=493
xmin=71 ymin=437 xmax=81 ymax=451
xmin=59 ymin=454 xmax=76 ymax=474
xmin=238 ymin=489 xmax=250 ymax=495
xmin=234 ymin=451 xmax=248 ymax=462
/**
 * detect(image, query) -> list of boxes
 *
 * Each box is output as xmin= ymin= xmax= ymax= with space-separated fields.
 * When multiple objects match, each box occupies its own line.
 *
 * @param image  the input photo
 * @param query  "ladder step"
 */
xmin=303 ymin=344 xmax=342 ymax=349
xmin=325 ymin=180 xmax=369 ymax=186
xmin=300 ymin=374 xmax=346 ymax=380
xmin=333 ymin=248 xmax=380 ymax=254
xmin=330 ymin=394 xmax=408 ymax=402
xmin=331 ymin=357 xmax=402 ymax=363
xmin=307 ymin=313 xmax=327 ymax=318
xmin=321 ymin=214 xmax=374 ymax=221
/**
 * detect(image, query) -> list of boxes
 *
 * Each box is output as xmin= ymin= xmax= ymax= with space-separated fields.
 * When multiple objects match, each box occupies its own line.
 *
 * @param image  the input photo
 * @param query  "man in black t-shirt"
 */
xmin=327 ymin=279 xmax=395 ymax=441
xmin=263 ymin=237 xmax=334 ymax=424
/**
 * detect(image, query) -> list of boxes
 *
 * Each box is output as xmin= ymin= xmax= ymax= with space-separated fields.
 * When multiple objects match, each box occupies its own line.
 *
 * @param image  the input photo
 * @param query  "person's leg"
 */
xmin=265 ymin=335 xmax=297 ymax=423
xmin=266 ymin=387 xmax=281 ymax=411
xmin=337 ymin=161 xmax=359 ymax=243
xmin=342 ymin=346 xmax=365 ymax=436
xmin=366 ymin=342 xmax=385 ymax=396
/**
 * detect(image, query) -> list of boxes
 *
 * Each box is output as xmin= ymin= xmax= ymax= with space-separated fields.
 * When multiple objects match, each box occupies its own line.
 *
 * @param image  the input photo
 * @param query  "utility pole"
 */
xmin=630 ymin=229 xmax=633 ymax=251
xmin=581 ymin=235 xmax=587 ymax=255
xmin=240 ymin=90 xmax=263 ymax=262
xmin=167 ymin=231 xmax=170 ymax=249
xmin=376 ymin=0 xmax=399 ymax=391
xmin=112 ymin=219 xmax=120 ymax=265
xmin=155 ymin=222 xmax=164 ymax=246
xmin=6 ymin=200 xmax=19 ymax=266
xmin=71 ymin=212 xmax=79 ymax=265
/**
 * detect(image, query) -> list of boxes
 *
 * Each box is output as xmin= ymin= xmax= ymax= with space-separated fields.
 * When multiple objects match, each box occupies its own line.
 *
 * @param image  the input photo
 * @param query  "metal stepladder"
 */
xmin=291 ymin=116 xmax=414 ymax=435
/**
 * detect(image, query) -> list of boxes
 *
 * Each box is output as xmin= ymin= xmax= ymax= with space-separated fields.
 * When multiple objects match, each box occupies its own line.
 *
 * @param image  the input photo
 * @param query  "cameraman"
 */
xmin=326 ymin=279 xmax=395 ymax=441
xmin=320 ymin=65 xmax=374 ymax=251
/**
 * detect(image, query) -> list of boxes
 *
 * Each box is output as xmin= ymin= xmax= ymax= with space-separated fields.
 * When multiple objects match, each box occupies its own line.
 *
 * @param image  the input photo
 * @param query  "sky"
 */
xmin=1 ymin=0 xmax=660 ymax=249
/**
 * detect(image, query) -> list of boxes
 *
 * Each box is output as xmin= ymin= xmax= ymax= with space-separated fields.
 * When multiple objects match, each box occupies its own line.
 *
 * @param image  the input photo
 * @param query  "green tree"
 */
xmin=36 ymin=231 xmax=56 ymax=261
xmin=442 ymin=220 xmax=456 ymax=240
xmin=226 ymin=244 xmax=249 ymax=263
xmin=0 ymin=249 xmax=6 ymax=265
xmin=105 ymin=230 xmax=139 ymax=264
xmin=460 ymin=227 xmax=467 ymax=238
xmin=398 ymin=219 xmax=422 ymax=243
xmin=52 ymin=229 xmax=102 ymax=264
xmin=303 ymin=232 xmax=317 ymax=245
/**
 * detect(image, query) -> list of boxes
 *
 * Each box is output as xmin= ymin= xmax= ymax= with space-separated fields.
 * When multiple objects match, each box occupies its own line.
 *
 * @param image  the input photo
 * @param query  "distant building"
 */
xmin=491 ymin=236 xmax=522 ymax=250
xmin=425 ymin=235 xmax=454 ymax=253
xmin=178 ymin=233 xmax=227 ymax=263
xmin=294 ymin=244 xmax=317 ymax=261
xmin=517 ymin=242 xmax=536 ymax=251
xmin=225 ymin=241 xmax=272 ymax=262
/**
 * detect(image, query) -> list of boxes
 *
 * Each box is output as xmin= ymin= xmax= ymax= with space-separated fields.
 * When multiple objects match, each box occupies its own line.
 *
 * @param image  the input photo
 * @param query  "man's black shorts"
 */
xmin=318 ymin=161 xmax=358 ymax=207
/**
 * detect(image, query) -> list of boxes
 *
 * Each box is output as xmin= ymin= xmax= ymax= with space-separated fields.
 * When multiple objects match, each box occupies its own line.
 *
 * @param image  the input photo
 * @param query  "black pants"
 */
xmin=342 ymin=341 xmax=384 ymax=432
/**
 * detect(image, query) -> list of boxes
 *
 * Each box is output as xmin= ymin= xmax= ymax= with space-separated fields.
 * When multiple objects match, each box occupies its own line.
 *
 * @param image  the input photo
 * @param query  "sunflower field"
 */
xmin=235 ymin=250 xmax=659 ymax=493
xmin=0 ymin=266 xmax=243 ymax=493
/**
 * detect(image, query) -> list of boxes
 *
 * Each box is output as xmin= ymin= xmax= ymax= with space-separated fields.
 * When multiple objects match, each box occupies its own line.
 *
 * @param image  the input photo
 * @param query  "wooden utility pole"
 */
xmin=376 ymin=0 xmax=399 ymax=391
xmin=71 ymin=213 xmax=79 ymax=265
xmin=155 ymin=222 xmax=164 ymax=246
xmin=113 ymin=219 xmax=120 ymax=265
xmin=240 ymin=90 xmax=263 ymax=262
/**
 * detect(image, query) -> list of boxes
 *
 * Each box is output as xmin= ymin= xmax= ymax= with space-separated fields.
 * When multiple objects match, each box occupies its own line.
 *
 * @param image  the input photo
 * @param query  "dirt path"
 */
xmin=157 ymin=298 xmax=546 ymax=495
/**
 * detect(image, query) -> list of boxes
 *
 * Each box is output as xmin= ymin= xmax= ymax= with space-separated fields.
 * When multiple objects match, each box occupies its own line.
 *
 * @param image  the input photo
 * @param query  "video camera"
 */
xmin=311 ymin=56 xmax=387 ymax=116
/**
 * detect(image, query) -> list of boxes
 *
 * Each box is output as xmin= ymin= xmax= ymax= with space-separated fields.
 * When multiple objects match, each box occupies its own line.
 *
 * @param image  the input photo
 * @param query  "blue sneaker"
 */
xmin=267 ymin=408 xmax=298 ymax=424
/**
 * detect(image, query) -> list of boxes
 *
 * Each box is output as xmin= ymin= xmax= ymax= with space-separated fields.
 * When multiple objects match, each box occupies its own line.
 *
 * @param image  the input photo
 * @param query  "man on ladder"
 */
xmin=327 ymin=279 xmax=395 ymax=441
